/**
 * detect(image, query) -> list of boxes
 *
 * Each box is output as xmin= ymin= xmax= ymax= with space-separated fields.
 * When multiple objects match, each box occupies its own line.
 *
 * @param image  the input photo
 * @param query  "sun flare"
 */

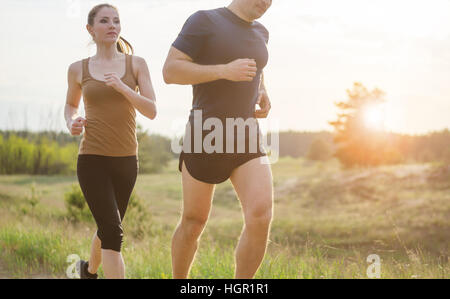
xmin=363 ymin=104 xmax=386 ymax=131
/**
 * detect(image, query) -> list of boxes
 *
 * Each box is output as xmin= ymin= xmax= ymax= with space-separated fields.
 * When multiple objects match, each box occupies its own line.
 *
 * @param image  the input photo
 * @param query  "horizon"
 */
xmin=1 ymin=123 xmax=449 ymax=139
xmin=0 ymin=0 xmax=449 ymax=137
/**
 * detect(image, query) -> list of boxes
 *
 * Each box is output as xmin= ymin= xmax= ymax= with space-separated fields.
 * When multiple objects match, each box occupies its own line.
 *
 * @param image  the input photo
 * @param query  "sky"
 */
xmin=0 ymin=0 xmax=449 ymax=137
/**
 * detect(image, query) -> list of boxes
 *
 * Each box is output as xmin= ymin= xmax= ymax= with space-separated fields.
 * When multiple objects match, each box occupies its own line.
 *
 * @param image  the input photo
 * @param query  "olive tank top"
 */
xmin=79 ymin=54 xmax=138 ymax=157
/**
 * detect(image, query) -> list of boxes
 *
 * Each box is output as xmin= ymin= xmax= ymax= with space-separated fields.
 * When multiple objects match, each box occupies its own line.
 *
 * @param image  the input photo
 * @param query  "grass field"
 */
xmin=0 ymin=157 xmax=448 ymax=279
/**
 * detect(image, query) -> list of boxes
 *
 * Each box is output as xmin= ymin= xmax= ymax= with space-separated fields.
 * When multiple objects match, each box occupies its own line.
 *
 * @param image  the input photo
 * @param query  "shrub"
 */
xmin=64 ymin=184 xmax=91 ymax=222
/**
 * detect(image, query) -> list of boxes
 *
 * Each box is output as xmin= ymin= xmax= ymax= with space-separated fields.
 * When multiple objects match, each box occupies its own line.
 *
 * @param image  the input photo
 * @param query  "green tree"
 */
xmin=136 ymin=125 xmax=172 ymax=173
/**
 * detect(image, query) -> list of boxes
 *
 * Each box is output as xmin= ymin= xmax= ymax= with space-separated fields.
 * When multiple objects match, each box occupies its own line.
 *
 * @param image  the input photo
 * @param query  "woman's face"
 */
xmin=87 ymin=6 xmax=121 ymax=45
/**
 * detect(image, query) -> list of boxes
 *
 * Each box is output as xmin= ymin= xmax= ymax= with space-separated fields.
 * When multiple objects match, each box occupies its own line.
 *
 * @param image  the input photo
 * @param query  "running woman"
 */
xmin=163 ymin=0 xmax=273 ymax=279
xmin=64 ymin=3 xmax=157 ymax=279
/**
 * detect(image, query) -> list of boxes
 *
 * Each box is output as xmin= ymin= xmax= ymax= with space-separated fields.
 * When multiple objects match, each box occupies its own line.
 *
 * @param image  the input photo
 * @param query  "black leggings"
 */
xmin=77 ymin=154 xmax=138 ymax=252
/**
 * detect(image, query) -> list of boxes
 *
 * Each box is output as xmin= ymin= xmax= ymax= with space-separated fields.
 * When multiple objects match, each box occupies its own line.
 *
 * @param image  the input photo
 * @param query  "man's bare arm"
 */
xmin=260 ymin=71 xmax=267 ymax=92
xmin=255 ymin=71 xmax=271 ymax=118
xmin=162 ymin=46 xmax=257 ymax=85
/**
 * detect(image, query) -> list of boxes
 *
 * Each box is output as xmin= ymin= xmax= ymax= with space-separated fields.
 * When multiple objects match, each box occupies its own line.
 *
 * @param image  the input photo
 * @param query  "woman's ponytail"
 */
xmin=117 ymin=36 xmax=134 ymax=55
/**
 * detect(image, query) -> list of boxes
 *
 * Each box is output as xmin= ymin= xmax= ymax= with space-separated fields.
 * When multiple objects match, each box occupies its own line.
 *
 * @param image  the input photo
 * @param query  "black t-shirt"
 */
xmin=172 ymin=7 xmax=269 ymax=121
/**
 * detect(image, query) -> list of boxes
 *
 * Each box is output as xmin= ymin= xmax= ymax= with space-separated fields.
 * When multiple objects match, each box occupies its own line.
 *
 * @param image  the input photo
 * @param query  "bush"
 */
xmin=126 ymin=191 xmax=153 ymax=240
xmin=137 ymin=128 xmax=172 ymax=173
xmin=64 ymin=184 xmax=91 ymax=222
xmin=0 ymin=133 xmax=78 ymax=175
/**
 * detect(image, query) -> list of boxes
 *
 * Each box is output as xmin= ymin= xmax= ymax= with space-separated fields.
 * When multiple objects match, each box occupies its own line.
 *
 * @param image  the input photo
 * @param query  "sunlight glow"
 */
xmin=363 ymin=104 xmax=386 ymax=131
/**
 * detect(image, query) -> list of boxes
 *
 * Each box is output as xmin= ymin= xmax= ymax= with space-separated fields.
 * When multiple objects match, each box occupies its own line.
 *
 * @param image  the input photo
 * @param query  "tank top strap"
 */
xmin=125 ymin=54 xmax=138 ymax=85
xmin=81 ymin=58 xmax=91 ymax=83
xmin=125 ymin=53 xmax=131 ymax=71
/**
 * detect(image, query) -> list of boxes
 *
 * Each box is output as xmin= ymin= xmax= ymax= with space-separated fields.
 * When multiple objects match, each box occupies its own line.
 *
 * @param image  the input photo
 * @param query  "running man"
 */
xmin=163 ymin=0 xmax=273 ymax=279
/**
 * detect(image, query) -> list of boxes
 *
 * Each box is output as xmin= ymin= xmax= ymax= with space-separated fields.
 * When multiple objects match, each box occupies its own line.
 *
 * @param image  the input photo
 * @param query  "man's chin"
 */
xmin=251 ymin=12 xmax=264 ymax=20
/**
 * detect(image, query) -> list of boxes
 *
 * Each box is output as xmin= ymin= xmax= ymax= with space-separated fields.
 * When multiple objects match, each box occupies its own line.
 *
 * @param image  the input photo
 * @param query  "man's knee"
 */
xmin=245 ymin=199 xmax=273 ymax=229
xmin=98 ymin=224 xmax=124 ymax=252
xmin=181 ymin=214 xmax=208 ymax=236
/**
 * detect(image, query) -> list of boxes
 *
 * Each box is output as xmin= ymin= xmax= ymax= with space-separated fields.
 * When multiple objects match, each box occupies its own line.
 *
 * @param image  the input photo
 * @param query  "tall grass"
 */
xmin=0 ymin=226 xmax=81 ymax=278
xmin=0 ymin=158 xmax=448 ymax=278
xmin=0 ymin=225 xmax=446 ymax=279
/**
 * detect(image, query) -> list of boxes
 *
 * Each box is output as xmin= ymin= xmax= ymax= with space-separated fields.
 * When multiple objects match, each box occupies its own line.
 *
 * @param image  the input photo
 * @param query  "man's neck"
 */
xmin=227 ymin=2 xmax=253 ymax=22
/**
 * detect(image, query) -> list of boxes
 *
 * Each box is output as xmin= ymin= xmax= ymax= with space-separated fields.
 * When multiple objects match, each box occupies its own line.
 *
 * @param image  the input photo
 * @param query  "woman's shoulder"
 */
xmin=130 ymin=55 xmax=147 ymax=66
xmin=129 ymin=55 xmax=149 ymax=75
xmin=68 ymin=59 xmax=83 ymax=73
xmin=68 ymin=59 xmax=84 ymax=84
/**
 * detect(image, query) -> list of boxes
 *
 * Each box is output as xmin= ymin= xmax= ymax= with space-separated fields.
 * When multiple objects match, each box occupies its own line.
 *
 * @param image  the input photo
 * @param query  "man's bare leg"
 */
xmin=230 ymin=156 xmax=273 ymax=279
xmin=171 ymin=161 xmax=215 ymax=278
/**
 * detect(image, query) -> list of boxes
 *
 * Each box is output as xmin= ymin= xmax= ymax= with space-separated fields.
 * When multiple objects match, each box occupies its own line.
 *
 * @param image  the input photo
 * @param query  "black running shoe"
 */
xmin=76 ymin=259 xmax=98 ymax=279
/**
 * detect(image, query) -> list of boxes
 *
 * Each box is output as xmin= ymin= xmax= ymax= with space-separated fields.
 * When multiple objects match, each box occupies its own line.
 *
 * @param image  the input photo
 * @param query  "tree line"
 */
xmin=1 ymin=126 xmax=449 ymax=175
xmin=0 ymin=126 xmax=174 ymax=175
